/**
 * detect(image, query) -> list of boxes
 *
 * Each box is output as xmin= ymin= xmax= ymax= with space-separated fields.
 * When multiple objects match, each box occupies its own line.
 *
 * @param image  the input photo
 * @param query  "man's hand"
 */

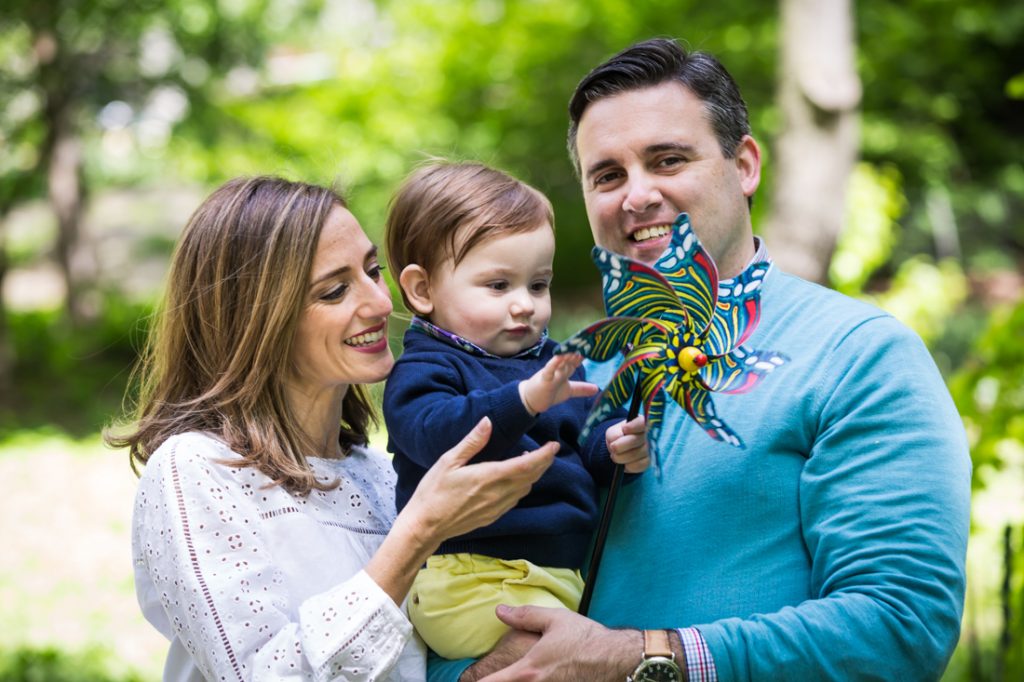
xmin=519 ymin=353 xmax=598 ymax=415
xmin=464 ymin=605 xmax=641 ymax=682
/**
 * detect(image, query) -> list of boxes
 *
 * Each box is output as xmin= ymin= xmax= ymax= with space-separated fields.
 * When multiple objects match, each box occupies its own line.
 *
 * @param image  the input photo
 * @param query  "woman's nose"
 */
xmin=622 ymin=175 xmax=663 ymax=214
xmin=361 ymin=277 xmax=393 ymax=318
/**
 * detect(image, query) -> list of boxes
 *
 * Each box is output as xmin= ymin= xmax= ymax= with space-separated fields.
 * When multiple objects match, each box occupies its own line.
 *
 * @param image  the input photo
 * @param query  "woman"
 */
xmin=107 ymin=176 xmax=557 ymax=681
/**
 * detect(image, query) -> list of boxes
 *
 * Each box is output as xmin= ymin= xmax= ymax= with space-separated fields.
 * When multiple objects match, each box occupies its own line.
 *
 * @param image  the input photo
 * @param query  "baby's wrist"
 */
xmin=518 ymin=380 xmax=540 ymax=416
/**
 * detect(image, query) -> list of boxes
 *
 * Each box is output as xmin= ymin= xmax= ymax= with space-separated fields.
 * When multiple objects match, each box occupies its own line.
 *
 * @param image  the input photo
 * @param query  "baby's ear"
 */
xmin=399 ymin=265 xmax=434 ymax=315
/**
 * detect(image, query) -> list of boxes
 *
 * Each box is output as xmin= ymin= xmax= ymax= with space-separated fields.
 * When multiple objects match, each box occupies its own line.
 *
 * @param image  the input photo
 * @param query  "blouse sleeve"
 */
xmin=132 ymin=434 xmax=413 ymax=681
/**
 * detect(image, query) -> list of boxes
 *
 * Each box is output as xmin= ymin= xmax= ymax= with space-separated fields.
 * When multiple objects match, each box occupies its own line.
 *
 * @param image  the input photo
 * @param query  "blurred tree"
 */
xmin=0 ymin=0 xmax=332 ymax=312
xmin=0 ymin=0 xmax=323 ymax=386
xmin=855 ymin=0 xmax=1024 ymax=280
xmin=764 ymin=0 xmax=860 ymax=283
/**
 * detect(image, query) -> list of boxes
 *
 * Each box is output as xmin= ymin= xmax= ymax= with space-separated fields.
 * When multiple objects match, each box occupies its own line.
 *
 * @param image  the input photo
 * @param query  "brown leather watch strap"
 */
xmin=643 ymin=629 xmax=674 ymax=658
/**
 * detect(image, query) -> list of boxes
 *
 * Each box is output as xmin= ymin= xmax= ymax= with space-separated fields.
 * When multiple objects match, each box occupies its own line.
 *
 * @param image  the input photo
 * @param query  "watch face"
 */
xmin=634 ymin=658 xmax=683 ymax=682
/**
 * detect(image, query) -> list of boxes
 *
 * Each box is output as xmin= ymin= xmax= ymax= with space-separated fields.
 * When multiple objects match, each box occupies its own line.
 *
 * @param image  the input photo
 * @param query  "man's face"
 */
xmin=575 ymin=81 xmax=761 ymax=277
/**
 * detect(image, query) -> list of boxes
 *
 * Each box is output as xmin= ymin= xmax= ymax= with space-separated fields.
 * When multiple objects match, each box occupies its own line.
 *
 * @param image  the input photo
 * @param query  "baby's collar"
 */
xmin=409 ymin=316 xmax=548 ymax=359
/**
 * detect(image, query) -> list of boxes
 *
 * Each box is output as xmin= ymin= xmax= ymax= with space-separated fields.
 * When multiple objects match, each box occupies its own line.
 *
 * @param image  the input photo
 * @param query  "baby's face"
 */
xmin=429 ymin=223 xmax=555 ymax=356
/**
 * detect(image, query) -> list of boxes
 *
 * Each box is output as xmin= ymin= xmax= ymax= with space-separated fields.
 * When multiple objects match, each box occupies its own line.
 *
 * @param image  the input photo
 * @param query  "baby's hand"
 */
xmin=605 ymin=415 xmax=650 ymax=473
xmin=519 ymin=353 xmax=599 ymax=415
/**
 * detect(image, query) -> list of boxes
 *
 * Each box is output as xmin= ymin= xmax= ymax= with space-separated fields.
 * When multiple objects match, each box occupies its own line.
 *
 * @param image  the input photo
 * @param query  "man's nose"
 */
xmin=622 ymin=175 xmax=663 ymax=214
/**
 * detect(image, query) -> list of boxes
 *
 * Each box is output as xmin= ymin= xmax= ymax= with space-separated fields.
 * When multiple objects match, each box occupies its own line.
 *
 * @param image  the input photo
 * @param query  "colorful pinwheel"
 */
xmin=559 ymin=212 xmax=788 ymax=461
xmin=564 ymin=212 xmax=788 ymax=615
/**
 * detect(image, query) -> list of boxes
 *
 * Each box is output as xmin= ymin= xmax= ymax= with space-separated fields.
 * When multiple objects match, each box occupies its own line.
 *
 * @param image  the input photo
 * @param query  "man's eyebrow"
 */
xmin=311 ymin=245 xmax=378 ymax=286
xmin=585 ymin=143 xmax=697 ymax=180
xmin=646 ymin=142 xmax=696 ymax=156
xmin=584 ymin=158 xmax=618 ymax=181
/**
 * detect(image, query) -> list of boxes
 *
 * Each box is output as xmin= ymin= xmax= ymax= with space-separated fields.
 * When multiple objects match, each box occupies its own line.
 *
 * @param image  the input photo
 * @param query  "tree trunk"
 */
xmin=763 ymin=0 xmax=861 ymax=284
xmin=47 ymin=119 xmax=86 ymax=324
xmin=36 ymin=27 xmax=88 ymax=325
xmin=0 ymin=221 xmax=10 ymax=397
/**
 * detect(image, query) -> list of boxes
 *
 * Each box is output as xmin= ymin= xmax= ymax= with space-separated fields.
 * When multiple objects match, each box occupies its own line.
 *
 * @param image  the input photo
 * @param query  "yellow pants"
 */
xmin=408 ymin=553 xmax=584 ymax=660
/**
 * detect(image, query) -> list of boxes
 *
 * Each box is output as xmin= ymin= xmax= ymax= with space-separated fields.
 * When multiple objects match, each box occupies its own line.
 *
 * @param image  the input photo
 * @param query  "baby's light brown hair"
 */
xmin=385 ymin=160 xmax=554 ymax=311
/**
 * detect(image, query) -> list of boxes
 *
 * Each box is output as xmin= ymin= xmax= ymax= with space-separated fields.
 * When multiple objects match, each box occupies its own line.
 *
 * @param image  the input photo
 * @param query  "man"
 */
xmin=432 ymin=38 xmax=971 ymax=682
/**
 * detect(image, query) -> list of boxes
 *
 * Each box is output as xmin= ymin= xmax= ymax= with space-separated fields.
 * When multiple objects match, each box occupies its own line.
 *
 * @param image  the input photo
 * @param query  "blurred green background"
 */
xmin=1 ymin=0 xmax=1022 ymax=680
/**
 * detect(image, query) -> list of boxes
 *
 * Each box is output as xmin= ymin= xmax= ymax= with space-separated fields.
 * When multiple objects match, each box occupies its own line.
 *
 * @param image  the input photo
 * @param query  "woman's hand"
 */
xmin=365 ymin=417 xmax=557 ymax=606
xmin=403 ymin=416 xmax=558 ymax=540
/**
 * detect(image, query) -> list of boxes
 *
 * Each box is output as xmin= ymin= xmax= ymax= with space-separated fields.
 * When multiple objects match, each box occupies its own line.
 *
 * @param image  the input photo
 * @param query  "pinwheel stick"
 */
xmin=578 ymin=378 xmax=643 ymax=617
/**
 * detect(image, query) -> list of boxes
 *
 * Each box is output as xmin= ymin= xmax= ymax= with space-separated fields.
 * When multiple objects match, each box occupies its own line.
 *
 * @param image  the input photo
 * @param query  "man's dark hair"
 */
xmin=567 ymin=38 xmax=752 ymax=175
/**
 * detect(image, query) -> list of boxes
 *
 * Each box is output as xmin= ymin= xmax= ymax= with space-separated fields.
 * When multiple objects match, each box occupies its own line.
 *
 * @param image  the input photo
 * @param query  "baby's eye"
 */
xmin=320 ymin=283 xmax=348 ymax=301
xmin=487 ymin=281 xmax=509 ymax=292
xmin=530 ymin=280 xmax=550 ymax=293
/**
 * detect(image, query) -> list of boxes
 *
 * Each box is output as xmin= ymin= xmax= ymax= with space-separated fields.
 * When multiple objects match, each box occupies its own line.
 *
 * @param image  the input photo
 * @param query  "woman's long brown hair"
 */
xmin=106 ymin=176 xmax=376 ymax=494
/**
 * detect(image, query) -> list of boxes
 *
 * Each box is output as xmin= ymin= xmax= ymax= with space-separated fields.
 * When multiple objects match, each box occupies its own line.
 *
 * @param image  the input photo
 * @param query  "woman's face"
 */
xmin=289 ymin=206 xmax=394 ymax=396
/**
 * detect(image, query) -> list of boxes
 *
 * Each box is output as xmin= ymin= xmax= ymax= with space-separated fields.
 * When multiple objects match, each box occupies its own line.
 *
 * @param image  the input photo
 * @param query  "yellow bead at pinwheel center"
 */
xmin=679 ymin=346 xmax=709 ymax=373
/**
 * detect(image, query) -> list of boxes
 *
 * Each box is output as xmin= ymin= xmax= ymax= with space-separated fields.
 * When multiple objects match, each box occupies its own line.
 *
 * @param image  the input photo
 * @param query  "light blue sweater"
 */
xmin=430 ymin=266 xmax=971 ymax=681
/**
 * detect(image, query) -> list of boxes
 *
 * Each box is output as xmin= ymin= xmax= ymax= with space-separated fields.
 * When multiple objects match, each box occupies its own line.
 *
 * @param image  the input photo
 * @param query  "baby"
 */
xmin=383 ymin=161 xmax=648 ymax=660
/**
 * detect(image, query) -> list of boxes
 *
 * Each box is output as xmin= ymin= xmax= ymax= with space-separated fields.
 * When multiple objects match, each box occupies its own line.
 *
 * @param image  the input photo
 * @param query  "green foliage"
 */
xmin=871 ymin=257 xmax=969 ymax=347
xmin=0 ymin=296 xmax=151 ymax=440
xmin=831 ymin=162 xmax=905 ymax=295
xmin=161 ymin=0 xmax=780 ymax=292
xmin=949 ymin=299 xmax=1024 ymax=480
xmin=0 ymin=647 xmax=145 ymax=682
xmin=857 ymin=0 xmax=1024 ymax=271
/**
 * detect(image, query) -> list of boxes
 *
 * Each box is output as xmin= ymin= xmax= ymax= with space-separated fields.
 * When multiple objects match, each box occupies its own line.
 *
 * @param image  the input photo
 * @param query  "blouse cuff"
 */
xmin=299 ymin=569 xmax=412 ymax=679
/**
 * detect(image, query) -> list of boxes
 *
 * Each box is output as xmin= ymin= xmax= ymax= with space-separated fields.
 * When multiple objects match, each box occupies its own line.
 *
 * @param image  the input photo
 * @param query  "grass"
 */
xmin=0 ymin=434 xmax=165 ymax=681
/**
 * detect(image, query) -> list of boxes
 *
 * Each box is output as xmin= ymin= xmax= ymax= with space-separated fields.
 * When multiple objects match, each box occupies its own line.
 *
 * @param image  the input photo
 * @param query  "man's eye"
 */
xmin=321 ymin=284 xmax=348 ymax=301
xmin=658 ymin=156 xmax=685 ymax=168
xmin=594 ymin=170 xmax=622 ymax=186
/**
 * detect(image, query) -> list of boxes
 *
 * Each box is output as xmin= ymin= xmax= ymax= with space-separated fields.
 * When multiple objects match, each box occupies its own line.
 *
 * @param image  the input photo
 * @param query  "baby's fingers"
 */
xmin=619 ymin=414 xmax=646 ymax=436
xmin=567 ymin=381 xmax=599 ymax=398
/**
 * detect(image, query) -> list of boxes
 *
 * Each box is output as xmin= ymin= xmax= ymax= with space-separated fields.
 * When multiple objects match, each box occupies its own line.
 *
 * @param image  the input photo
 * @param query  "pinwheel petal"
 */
xmin=579 ymin=354 xmax=643 ymax=442
xmin=701 ymin=345 xmax=789 ymax=394
xmin=557 ymin=316 xmax=669 ymax=362
xmin=592 ymin=247 xmax=689 ymax=327
xmin=683 ymin=386 xmax=744 ymax=448
xmin=654 ymin=213 xmax=719 ymax=336
xmin=645 ymin=387 xmax=667 ymax=475
xmin=703 ymin=261 xmax=770 ymax=355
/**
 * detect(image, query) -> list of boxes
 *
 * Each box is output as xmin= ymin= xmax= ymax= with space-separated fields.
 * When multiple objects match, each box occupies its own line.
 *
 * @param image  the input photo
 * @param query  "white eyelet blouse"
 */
xmin=132 ymin=431 xmax=426 ymax=681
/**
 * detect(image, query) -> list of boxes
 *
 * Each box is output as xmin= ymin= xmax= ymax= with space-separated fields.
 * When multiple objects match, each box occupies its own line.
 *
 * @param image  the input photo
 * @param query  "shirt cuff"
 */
xmin=678 ymin=627 xmax=717 ymax=682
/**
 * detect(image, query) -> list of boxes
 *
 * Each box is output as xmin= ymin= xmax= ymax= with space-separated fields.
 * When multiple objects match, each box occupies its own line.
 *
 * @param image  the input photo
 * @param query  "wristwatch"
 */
xmin=627 ymin=629 xmax=684 ymax=682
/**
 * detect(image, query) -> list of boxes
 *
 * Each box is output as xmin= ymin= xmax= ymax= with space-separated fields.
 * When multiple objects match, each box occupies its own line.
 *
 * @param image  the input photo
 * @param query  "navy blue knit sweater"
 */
xmin=383 ymin=327 xmax=620 ymax=568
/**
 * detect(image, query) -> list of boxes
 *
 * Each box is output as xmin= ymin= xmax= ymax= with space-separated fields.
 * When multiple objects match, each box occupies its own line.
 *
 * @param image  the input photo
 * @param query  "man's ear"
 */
xmin=399 ymin=265 xmax=434 ymax=316
xmin=734 ymin=134 xmax=762 ymax=199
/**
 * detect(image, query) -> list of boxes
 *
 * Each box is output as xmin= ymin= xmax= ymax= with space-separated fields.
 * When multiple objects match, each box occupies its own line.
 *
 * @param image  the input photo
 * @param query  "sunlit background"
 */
xmin=1 ymin=0 xmax=1021 ymax=679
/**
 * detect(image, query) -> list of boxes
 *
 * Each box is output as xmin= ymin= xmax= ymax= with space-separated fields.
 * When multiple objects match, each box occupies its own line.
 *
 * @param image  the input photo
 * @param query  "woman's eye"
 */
xmin=368 ymin=264 xmax=385 ymax=281
xmin=321 ymin=283 xmax=348 ymax=301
